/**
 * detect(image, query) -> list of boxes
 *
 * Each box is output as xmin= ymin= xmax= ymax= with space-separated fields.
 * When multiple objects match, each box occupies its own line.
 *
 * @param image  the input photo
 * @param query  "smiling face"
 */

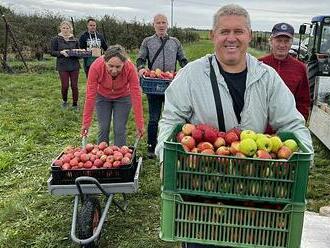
xmin=270 ymin=35 xmax=292 ymax=60
xmin=105 ymin=56 xmax=124 ymax=77
xmin=153 ymin=15 xmax=168 ymax=37
xmin=210 ymin=15 xmax=251 ymax=72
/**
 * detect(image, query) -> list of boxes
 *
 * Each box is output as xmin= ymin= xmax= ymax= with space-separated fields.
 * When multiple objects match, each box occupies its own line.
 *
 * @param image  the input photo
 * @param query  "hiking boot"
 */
xmin=62 ymin=101 xmax=68 ymax=109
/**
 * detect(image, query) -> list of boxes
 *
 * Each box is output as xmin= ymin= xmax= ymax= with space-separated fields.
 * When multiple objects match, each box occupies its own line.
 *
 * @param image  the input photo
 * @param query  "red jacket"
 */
xmin=259 ymin=55 xmax=310 ymax=132
xmin=82 ymin=56 xmax=144 ymax=130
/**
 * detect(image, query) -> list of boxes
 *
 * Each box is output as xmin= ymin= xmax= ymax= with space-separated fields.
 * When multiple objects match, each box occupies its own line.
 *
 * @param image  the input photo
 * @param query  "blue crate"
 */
xmin=140 ymin=76 xmax=171 ymax=95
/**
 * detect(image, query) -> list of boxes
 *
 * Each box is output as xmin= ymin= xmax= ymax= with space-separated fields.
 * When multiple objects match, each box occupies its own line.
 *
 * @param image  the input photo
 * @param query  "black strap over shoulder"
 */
xmin=148 ymin=37 xmax=169 ymax=69
xmin=208 ymin=56 xmax=226 ymax=132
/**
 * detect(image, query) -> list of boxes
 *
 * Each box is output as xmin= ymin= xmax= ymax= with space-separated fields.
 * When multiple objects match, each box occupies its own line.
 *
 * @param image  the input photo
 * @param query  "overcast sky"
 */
xmin=1 ymin=0 xmax=329 ymax=31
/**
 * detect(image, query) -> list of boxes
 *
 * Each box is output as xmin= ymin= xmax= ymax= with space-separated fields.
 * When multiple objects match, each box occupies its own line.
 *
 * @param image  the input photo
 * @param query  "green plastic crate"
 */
xmin=163 ymin=125 xmax=312 ymax=204
xmin=160 ymin=192 xmax=305 ymax=248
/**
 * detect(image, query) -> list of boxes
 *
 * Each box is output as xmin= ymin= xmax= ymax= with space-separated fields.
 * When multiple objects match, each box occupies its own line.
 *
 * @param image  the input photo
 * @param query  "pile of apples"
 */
xmin=177 ymin=123 xmax=299 ymax=160
xmin=53 ymin=142 xmax=134 ymax=170
xmin=143 ymin=68 xmax=175 ymax=80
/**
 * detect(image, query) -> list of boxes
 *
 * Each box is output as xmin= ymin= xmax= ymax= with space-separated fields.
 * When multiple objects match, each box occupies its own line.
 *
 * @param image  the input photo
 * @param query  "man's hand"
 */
xmin=138 ymin=68 xmax=147 ymax=77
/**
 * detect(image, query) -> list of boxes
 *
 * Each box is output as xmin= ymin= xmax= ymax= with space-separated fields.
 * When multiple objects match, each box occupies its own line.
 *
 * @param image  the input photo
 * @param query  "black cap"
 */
xmin=271 ymin=23 xmax=294 ymax=38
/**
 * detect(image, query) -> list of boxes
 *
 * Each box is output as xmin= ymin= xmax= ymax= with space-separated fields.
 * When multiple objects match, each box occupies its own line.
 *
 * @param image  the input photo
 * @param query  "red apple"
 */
xmin=197 ymin=141 xmax=214 ymax=151
xmin=103 ymin=147 xmax=114 ymax=156
xmin=216 ymin=146 xmax=230 ymax=156
xmin=213 ymin=137 xmax=226 ymax=149
xmin=201 ymin=148 xmax=215 ymax=155
xmin=112 ymin=160 xmax=121 ymax=168
xmin=181 ymin=136 xmax=196 ymax=150
xmin=225 ymin=131 xmax=239 ymax=145
xmin=182 ymin=123 xmax=196 ymax=136
xmin=256 ymin=150 xmax=272 ymax=159
xmin=84 ymin=161 xmax=93 ymax=168
xmin=98 ymin=141 xmax=108 ymax=150
xmin=176 ymin=131 xmax=185 ymax=142
xmin=62 ymin=163 xmax=71 ymax=170
xmin=191 ymin=129 xmax=203 ymax=143
xmin=53 ymin=159 xmax=63 ymax=167
xmin=80 ymin=153 xmax=90 ymax=162
xmin=277 ymin=146 xmax=292 ymax=159
xmin=69 ymin=158 xmax=79 ymax=167
xmin=85 ymin=143 xmax=94 ymax=153
xmin=121 ymin=157 xmax=131 ymax=165
xmin=113 ymin=151 xmax=123 ymax=161
xmin=229 ymin=141 xmax=240 ymax=155
xmin=204 ymin=128 xmax=218 ymax=143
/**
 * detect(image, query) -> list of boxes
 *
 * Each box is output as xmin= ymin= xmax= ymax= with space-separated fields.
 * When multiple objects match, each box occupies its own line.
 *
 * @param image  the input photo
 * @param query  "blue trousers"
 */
xmin=146 ymin=94 xmax=164 ymax=153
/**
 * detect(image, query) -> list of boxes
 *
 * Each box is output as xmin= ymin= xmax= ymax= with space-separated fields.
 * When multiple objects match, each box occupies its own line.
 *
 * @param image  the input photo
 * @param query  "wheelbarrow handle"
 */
xmin=81 ymin=136 xmax=87 ymax=149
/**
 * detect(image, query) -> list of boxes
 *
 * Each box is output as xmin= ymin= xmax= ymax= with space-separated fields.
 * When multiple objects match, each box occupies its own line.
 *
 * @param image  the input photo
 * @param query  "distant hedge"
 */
xmin=0 ymin=5 xmax=199 ymax=60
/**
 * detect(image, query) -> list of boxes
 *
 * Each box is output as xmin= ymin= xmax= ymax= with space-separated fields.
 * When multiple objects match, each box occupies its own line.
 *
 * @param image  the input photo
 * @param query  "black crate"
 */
xmin=140 ymin=76 xmax=171 ymax=95
xmin=51 ymin=149 xmax=137 ymax=185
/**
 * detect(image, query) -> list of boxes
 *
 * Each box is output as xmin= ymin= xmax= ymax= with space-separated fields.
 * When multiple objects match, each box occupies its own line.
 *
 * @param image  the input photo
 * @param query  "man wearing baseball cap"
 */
xmin=259 ymin=22 xmax=310 ymax=133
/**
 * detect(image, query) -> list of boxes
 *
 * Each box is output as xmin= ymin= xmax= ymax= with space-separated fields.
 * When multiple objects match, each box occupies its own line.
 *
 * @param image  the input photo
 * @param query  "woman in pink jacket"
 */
xmin=81 ymin=45 xmax=144 ymax=145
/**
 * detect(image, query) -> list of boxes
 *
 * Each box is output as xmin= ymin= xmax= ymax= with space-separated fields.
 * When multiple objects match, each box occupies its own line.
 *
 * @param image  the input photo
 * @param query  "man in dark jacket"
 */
xmin=136 ymin=14 xmax=188 ymax=158
xmin=79 ymin=18 xmax=108 ymax=76
xmin=259 ymin=23 xmax=310 ymax=134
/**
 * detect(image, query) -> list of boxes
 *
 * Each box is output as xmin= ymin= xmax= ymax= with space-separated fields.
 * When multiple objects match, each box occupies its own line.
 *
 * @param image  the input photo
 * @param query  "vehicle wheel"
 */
xmin=77 ymin=196 xmax=101 ymax=248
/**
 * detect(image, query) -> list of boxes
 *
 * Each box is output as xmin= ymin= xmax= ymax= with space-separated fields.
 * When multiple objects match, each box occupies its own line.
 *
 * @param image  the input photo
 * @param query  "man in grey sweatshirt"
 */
xmin=136 ymin=14 xmax=188 ymax=159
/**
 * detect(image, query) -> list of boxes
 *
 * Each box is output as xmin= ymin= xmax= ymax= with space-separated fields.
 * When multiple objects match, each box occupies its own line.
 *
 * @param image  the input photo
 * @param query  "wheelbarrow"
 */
xmin=48 ymin=137 xmax=142 ymax=247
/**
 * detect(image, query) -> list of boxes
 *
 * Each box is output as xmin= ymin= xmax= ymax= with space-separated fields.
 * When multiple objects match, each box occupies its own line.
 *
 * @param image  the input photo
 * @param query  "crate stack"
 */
xmin=160 ymin=125 xmax=312 ymax=248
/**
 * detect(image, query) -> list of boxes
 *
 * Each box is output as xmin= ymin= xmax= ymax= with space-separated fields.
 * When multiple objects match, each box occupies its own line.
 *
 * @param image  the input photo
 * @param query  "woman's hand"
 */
xmin=138 ymin=68 xmax=147 ymax=77
xmin=136 ymin=127 xmax=145 ymax=138
xmin=60 ymin=50 xmax=69 ymax=57
xmin=81 ymin=127 xmax=88 ymax=137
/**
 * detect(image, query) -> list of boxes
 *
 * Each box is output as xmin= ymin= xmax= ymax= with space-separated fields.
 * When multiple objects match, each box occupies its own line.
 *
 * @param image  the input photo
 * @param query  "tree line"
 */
xmin=0 ymin=5 xmax=200 ymax=61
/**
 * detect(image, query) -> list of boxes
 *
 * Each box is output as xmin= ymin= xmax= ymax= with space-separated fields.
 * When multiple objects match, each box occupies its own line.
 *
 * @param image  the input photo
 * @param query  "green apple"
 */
xmin=270 ymin=136 xmax=283 ymax=153
xmin=240 ymin=130 xmax=257 ymax=141
xmin=256 ymin=133 xmax=266 ymax=140
xmin=256 ymin=136 xmax=273 ymax=152
xmin=283 ymin=139 xmax=298 ymax=152
xmin=239 ymin=138 xmax=257 ymax=157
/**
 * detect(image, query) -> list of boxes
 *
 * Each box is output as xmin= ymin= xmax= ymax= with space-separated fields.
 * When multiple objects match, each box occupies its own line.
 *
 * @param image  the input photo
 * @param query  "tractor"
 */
xmin=298 ymin=16 xmax=330 ymax=149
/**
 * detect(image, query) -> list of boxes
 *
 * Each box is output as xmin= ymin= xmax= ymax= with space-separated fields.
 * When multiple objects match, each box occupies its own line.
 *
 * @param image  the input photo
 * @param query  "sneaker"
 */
xmin=147 ymin=152 xmax=156 ymax=159
xmin=62 ymin=101 xmax=68 ymax=109
xmin=71 ymin=105 xmax=79 ymax=111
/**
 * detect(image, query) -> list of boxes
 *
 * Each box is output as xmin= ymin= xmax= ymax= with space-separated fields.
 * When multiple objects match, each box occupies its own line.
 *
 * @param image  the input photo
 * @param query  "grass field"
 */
xmin=0 ymin=39 xmax=329 ymax=248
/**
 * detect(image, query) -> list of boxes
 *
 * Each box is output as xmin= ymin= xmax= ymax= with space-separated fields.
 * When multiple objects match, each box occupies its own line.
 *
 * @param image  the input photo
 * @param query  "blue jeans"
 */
xmin=147 ymin=94 xmax=164 ymax=153
xmin=95 ymin=94 xmax=131 ymax=146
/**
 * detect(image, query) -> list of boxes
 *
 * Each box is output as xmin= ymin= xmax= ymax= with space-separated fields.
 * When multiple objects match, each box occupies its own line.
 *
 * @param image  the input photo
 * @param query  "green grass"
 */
xmin=0 ymin=40 xmax=329 ymax=248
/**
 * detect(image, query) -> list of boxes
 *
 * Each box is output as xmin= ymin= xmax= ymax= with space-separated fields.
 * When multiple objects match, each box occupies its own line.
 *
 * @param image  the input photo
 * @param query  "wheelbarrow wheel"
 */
xmin=77 ymin=196 xmax=101 ymax=248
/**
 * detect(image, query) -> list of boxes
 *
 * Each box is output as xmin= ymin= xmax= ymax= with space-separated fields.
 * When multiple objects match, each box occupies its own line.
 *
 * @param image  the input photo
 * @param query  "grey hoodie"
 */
xmin=155 ymin=53 xmax=313 ymax=161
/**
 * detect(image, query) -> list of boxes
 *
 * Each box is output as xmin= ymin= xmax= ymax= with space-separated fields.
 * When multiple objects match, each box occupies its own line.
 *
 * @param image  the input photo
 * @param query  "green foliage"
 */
xmin=0 ymin=6 xmax=199 ymax=59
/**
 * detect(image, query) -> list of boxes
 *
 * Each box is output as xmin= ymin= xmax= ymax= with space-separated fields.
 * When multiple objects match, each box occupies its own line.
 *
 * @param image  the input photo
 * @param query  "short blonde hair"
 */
xmin=59 ymin=21 xmax=73 ymax=32
xmin=213 ymin=4 xmax=251 ymax=30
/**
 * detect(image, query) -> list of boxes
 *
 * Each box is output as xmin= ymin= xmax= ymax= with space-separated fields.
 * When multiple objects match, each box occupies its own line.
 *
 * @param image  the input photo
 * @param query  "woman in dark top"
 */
xmin=50 ymin=21 xmax=80 ymax=109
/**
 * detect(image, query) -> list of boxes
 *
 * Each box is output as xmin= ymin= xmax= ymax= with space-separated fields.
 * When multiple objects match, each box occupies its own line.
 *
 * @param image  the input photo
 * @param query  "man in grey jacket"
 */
xmin=136 ymin=14 xmax=188 ymax=159
xmin=156 ymin=4 xmax=313 ymax=171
